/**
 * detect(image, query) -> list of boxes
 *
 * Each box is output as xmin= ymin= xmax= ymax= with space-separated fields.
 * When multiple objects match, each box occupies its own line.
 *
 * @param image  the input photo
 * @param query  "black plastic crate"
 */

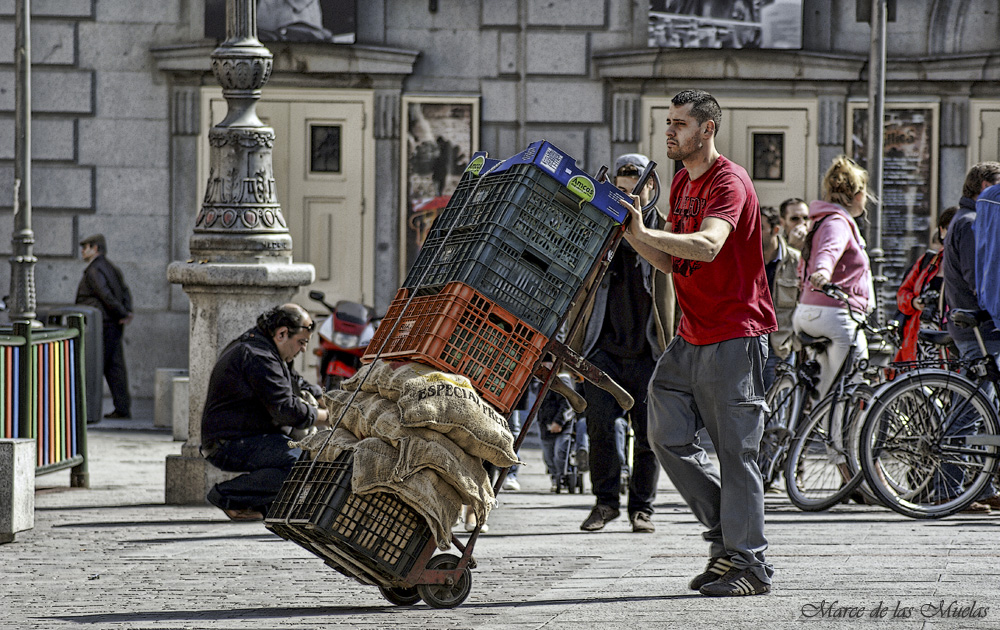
xmin=424 ymin=163 xmax=615 ymax=277
xmin=265 ymin=452 xmax=433 ymax=584
xmin=405 ymin=229 xmax=580 ymax=337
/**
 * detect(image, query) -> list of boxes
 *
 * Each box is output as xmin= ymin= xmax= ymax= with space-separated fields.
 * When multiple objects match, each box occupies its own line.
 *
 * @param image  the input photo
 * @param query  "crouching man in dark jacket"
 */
xmin=201 ymin=303 xmax=328 ymax=521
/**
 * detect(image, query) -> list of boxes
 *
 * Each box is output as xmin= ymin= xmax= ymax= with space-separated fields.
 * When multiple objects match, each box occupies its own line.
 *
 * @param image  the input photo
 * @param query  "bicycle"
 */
xmin=857 ymin=308 xmax=1000 ymax=518
xmin=779 ymin=284 xmax=897 ymax=511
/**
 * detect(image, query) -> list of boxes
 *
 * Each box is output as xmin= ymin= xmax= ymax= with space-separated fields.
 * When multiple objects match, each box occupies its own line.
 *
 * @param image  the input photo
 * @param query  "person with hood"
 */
xmin=791 ymin=155 xmax=873 ymax=399
xmin=569 ymin=152 xmax=674 ymax=535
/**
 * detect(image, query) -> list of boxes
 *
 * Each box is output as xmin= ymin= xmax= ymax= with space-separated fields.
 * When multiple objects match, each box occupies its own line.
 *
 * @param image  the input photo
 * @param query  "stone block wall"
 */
xmin=0 ymin=1 xmax=189 ymax=399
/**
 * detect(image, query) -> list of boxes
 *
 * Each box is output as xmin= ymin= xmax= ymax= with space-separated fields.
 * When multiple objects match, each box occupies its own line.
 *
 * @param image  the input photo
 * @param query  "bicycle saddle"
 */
xmin=917 ymin=329 xmax=952 ymax=347
xmin=951 ymin=308 xmax=990 ymax=329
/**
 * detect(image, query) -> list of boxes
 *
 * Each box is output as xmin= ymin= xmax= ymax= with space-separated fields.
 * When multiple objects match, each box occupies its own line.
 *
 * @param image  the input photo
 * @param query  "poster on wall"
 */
xmin=648 ymin=0 xmax=803 ymax=49
xmin=205 ymin=0 xmax=356 ymax=43
xmin=400 ymin=97 xmax=479 ymax=274
xmin=849 ymin=104 xmax=938 ymax=318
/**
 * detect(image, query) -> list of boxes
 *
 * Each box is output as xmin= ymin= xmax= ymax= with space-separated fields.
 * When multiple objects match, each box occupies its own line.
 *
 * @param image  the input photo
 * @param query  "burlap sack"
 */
xmin=321 ymin=387 xmax=494 ymax=521
xmin=328 ymin=362 xmax=520 ymax=468
xmin=351 ymin=436 xmax=461 ymax=551
xmin=289 ymin=426 xmax=359 ymax=462
xmin=396 ymin=376 xmax=519 ymax=468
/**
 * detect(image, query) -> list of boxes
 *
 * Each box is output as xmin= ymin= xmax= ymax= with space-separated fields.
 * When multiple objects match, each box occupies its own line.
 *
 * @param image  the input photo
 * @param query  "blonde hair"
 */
xmin=822 ymin=155 xmax=868 ymax=209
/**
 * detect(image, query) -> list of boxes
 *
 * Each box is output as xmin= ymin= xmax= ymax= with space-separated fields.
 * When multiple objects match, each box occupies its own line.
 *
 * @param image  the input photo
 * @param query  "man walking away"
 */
xmin=76 ymin=234 xmax=133 ymax=420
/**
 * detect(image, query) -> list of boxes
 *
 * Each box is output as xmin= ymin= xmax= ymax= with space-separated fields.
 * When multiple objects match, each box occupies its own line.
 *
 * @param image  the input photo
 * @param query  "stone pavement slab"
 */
xmin=2 ymin=422 xmax=999 ymax=630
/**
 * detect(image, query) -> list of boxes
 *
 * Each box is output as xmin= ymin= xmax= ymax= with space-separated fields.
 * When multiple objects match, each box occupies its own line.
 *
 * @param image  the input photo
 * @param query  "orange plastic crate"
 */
xmin=363 ymin=282 xmax=547 ymax=413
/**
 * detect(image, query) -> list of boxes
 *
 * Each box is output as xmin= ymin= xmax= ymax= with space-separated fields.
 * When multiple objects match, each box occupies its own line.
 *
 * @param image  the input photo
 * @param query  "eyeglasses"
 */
xmin=616 ymin=165 xmax=642 ymax=178
xmin=293 ymin=321 xmax=316 ymax=334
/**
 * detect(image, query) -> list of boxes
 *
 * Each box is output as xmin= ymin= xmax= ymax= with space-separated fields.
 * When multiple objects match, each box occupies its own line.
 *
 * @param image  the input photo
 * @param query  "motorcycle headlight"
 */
xmin=332 ymin=331 xmax=361 ymax=348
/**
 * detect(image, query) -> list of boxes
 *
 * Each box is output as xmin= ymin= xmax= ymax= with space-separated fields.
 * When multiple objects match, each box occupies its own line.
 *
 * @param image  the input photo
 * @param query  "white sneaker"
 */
xmin=503 ymin=477 xmax=521 ymax=491
xmin=464 ymin=508 xmax=488 ymax=533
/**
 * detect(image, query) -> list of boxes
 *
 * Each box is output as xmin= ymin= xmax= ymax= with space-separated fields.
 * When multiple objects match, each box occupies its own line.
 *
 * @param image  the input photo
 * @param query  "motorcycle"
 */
xmin=308 ymin=290 xmax=377 ymax=391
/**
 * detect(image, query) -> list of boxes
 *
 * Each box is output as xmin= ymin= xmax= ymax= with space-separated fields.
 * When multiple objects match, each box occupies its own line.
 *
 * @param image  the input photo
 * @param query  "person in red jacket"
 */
xmin=893 ymin=207 xmax=956 ymax=363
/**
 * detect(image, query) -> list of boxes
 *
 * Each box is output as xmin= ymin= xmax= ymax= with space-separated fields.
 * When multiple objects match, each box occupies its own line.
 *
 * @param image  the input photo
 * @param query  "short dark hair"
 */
xmin=761 ymin=205 xmax=781 ymax=230
xmin=962 ymin=162 xmax=1000 ymax=199
xmin=671 ymin=89 xmax=722 ymax=137
xmin=257 ymin=304 xmax=313 ymax=337
xmin=937 ymin=206 xmax=958 ymax=231
xmin=779 ymin=198 xmax=807 ymax=219
xmin=79 ymin=234 xmax=107 ymax=254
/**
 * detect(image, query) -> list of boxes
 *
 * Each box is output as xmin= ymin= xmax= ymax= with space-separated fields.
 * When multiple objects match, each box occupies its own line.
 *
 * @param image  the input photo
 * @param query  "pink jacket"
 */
xmin=798 ymin=200 xmax=872 ymax=314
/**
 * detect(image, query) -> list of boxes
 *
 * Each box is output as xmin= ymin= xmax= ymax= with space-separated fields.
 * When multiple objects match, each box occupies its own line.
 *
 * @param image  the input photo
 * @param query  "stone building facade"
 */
xmin=2 ymin=0 xmax=999 ymax=399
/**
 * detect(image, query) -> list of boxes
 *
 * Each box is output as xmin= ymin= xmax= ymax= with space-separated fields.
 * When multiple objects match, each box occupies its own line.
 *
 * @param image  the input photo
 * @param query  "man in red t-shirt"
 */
xmin=622 ymin=89 xmax=777 ymax=597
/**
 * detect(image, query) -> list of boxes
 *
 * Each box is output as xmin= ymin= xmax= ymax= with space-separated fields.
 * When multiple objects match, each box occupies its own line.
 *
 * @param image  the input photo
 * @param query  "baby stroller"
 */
xmin=537 ymin=376 xmax=589 ymax=494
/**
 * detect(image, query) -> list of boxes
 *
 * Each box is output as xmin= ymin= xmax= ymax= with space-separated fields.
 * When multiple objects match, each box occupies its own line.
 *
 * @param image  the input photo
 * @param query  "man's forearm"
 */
xmin=629 ymin=228 xmax=722 ymax=264
xmin=625 ymin=232 xmax=673 ymax=274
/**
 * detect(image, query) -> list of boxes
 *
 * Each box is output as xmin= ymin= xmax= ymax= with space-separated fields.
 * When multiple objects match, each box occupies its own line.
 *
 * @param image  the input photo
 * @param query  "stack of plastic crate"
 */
xmin=364 ymin=141 xmax=630 ymax=413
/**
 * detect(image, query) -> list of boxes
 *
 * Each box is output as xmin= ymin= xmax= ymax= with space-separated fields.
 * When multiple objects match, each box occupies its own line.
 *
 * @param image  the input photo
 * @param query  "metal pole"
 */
xmin=10 ymin=0 xmax=37 ymax=323
xmin=866 ymin=0 xmax=887 ymax=321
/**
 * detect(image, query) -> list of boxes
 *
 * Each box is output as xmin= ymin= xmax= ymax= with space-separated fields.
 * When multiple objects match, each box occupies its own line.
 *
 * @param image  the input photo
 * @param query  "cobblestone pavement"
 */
xmin=3 ymin=412 xmax=999 ymax=630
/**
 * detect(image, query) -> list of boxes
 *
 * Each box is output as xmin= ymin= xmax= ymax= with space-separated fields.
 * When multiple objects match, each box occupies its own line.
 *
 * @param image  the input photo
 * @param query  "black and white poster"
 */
xmin=648 ymin=0 xmax=802 ymax=49
xmin=850 ymin=105 xmax=938 ymax=318
xmin=206 ymin=0 xmax=356 ymax=44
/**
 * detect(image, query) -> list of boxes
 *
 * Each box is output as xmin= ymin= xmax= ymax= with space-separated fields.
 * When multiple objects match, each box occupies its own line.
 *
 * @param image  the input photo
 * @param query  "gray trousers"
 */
xmin=647 ymin=335 xmax=774 ymax=584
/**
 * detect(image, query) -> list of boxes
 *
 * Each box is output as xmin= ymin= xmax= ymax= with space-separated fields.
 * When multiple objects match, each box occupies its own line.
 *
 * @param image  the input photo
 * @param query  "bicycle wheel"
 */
xmin=841 ymin=383 xmax=881 ymax=506
xmin=758 ymin=372 xmax=798 ymax=490
xmin=784 ymin=384 xmax=868 ymax=511
xmin=859 ymin=369 xmax=1000 ymax=518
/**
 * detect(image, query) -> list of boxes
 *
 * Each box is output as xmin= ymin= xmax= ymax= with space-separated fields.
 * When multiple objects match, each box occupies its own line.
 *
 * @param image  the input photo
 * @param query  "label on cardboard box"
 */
xmin=493 ymin=140 xmax=628 ymax=223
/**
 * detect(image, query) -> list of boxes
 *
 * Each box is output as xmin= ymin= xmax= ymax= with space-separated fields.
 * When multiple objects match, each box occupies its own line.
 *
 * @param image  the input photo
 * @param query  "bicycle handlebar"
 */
xmin=814 ymin=282 xmax=898 ymax=339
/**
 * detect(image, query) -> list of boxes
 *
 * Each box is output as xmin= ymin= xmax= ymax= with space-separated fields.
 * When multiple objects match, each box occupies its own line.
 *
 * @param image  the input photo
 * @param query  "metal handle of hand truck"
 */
xmin=541 ymin=340 xmax=635 ymax=412
xmin=544 ymin=370 xmax=588 ymax=414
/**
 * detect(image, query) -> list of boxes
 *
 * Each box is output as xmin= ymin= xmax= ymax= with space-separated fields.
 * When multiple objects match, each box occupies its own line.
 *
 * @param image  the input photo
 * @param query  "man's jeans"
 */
xmin=205 ymin=433 xmax=301 ymax=513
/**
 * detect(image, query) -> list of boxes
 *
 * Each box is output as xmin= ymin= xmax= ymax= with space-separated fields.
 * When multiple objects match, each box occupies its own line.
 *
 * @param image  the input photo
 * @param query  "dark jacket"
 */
xmin=201 ymin=327 xmax=321 ymax=443
xmin=75 ymin=254 xmax=132 ymax=323
xmin=943 ymin=197 xmax=1000 ymax=345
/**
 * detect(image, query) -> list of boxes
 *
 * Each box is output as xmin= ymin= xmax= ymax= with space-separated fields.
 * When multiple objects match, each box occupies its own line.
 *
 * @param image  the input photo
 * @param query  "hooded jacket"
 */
xmin=797 ymin=200 xmax=872 ymax=314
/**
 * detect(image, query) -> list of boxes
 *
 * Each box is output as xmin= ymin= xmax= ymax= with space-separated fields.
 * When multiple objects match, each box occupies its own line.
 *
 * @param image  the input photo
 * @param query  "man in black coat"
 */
xmin=201 ymin=303 xmax=328 ymax=521
xmin=75 ymin=234 xmax=133 ymax=419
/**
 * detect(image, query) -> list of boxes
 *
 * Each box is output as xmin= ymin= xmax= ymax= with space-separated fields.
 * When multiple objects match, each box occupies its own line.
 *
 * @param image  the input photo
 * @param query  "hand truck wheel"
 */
xmin=378 ymin=585 xmax=421 ymax=606
xmin=417 ymin=553 xmax=472 ymax=609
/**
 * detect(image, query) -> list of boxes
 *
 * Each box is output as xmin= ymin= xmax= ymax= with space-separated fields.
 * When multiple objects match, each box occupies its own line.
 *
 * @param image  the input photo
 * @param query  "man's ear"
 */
xmin=276 ymin=327 xmax=287 ymax=340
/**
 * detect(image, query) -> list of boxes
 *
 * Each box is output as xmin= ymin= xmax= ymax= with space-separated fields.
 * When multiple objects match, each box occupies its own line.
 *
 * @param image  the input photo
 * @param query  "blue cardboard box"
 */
xmin=493 ymin=140 xmax=630 ymax=223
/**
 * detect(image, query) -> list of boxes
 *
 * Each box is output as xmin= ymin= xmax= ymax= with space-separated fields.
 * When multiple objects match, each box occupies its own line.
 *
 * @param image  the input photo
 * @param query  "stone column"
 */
xmin=165 ymin=0 xmax=314 ymax=504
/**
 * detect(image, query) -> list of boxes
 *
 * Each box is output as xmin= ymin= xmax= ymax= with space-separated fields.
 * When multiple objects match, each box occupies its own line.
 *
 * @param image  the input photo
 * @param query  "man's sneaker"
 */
xmin=689 ymin=556 xmax=734 ymax=590
xmin=502 ymin=476 xmax=521 ymax=492
xmin=580 ymin=504 xmax=620 ymax=531
xmin=629 ymin=511 xmax=655 ymax=533
xmin=699 ymin=566 xmax=771 ymax=597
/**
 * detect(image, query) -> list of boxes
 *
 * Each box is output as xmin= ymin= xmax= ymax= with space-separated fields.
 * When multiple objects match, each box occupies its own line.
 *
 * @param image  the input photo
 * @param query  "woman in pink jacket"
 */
xmin=792 ymin=156 xmax=874 ymax=397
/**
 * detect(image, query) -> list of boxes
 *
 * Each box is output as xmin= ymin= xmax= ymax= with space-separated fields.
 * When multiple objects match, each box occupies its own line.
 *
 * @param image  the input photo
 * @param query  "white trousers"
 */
xmin=791 ymin=304 xmax=868 ymax=398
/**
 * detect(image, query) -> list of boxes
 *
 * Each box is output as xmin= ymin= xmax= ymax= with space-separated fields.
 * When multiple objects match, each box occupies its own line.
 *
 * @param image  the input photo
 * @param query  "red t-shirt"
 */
xmin=668 ymin=156 xmax=777 ymax=345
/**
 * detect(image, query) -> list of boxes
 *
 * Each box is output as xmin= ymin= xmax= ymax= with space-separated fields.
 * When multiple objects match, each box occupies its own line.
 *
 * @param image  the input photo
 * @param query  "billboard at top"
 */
xmin=649 ymin=0 xmax=802 ymax=49
xmin=206 ymin=0 xmax=356 ymax=44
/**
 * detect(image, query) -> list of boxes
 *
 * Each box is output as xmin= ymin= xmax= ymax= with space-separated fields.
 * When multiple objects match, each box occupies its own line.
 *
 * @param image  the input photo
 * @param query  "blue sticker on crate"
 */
xmin=493 ymin=140 xmax=629 ymax=223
